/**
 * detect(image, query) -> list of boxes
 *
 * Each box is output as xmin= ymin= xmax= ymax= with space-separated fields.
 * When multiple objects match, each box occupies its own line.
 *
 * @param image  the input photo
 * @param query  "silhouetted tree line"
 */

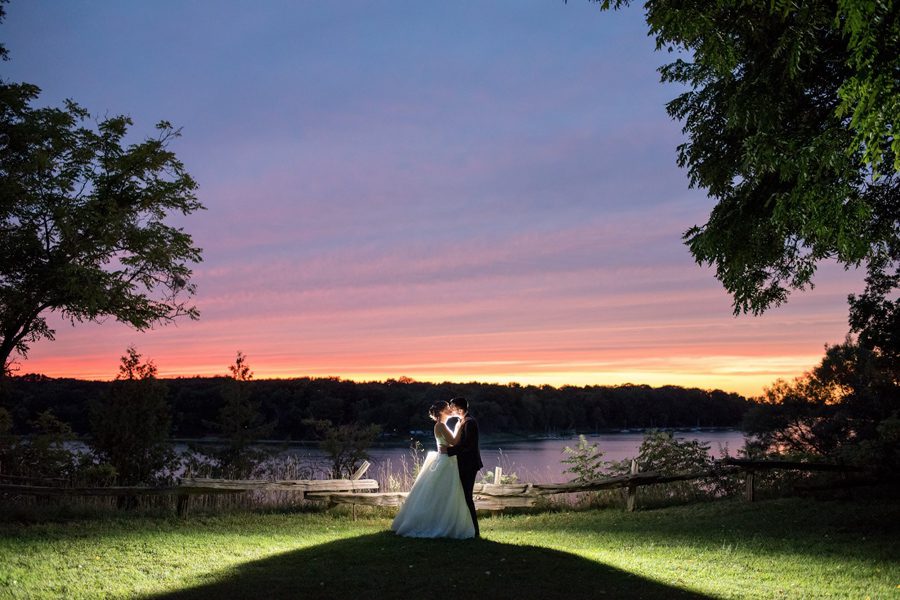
xmin=1 ymin=375 xmax=749 ymax=440
xmin=744 ymin=338 xmax=899 ymax=471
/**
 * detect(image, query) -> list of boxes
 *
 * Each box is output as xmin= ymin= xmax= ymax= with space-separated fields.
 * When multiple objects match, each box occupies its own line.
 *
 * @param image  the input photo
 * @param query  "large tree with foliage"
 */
xmin=595 ymin=0 xmax=898 ymax=315
xmin=0 ymin=4 xmax=203 ymax=377
xmin=592 ymin=1 xmax=899 ymax=465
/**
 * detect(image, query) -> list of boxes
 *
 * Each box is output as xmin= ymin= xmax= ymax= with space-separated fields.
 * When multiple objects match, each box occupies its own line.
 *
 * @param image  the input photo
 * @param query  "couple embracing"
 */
xmin=391 ymin=397 xmax=483 ymax=539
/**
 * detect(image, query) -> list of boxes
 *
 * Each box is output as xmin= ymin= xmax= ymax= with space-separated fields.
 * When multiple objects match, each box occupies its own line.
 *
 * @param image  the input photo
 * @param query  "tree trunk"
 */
xmin=1 ymin=311 xmax=43 ymax=378
xmin=0 ymin=339 xmax=16 ymax=379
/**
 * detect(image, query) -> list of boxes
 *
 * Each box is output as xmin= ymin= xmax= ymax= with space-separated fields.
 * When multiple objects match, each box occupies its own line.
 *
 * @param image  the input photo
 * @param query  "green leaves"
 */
xmin=0 ymin=82 xmax=204 ymax=372
xmin=562 ymin=434 xmax=605 ymax=483
xmin=836 ymin=0 xmax=900 ymax=175
xmin=597 ymin=0 xmax=898 ymax=314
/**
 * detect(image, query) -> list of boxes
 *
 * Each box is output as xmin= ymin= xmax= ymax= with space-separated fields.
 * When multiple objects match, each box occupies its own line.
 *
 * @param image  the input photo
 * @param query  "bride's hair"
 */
xmin=428 ymin=401 xmax=449 ymax=421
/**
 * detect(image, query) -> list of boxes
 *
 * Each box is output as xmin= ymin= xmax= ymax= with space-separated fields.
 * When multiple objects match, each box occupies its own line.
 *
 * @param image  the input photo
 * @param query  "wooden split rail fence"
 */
xmin=304 ymin=458 xmax=867 ymax=513
xmin=0 ymin=461 xmax=377 ymax=516
xmin=0 ymin=458 xmax=867 ymax=516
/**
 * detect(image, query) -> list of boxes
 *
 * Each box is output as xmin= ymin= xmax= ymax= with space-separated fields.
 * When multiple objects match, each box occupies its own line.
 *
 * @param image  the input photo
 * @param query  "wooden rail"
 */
xmin=719 ymin=458 xmax=864 ymax=472
xmin=177 ymin=478 xmax=377 ymax=494
xmin=307 ymin=491 xmax=406 ymax=507
xmin=303 ymin=490 xmax=541 ymax=513
xmin=307 ymin=459 xmax=865 ymax=513
xmin=0 ymin=483 xmax=183 ymax=497
xmin=719 ymin=457 xmax=863 ymax=502
xmin=0 ymin=461 xmax=378 ymax=516
xmin=0 ymin=458 xmax=867 ymax=516
xmin=0 ymin=473 xmax=67 ymax=484
xmin=0 ymin=478 xmax=377 ymax=496
xmin=174 ymin=475 xmax=378 ymax=515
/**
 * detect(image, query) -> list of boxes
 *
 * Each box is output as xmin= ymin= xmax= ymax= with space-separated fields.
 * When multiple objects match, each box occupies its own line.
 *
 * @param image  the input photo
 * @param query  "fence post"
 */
xmin=745 ymin=470 xmax=756 ymax=502
xmin=176 ymin=493 xmax=191 ymax=517
xmin=494 ymin=466 xmax=502 ymax=484
xmin=351 ymin=461 xmax=371 ymax=481
xmin=626 ymin=459 xmax=639 ymax=512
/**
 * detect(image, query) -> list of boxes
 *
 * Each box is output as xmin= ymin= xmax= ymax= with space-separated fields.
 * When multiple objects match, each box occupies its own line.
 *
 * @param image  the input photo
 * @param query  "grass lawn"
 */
xmin=0 ymin=492 xmax=897 ymax=599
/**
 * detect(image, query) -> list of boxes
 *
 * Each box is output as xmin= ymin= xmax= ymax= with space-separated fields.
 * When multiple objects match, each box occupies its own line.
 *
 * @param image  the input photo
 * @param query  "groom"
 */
xmin=442 ymin=397 xmax=483 ymax=537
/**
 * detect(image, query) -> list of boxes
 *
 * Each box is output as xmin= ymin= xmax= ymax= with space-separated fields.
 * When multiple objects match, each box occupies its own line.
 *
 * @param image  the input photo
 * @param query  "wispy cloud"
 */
xmin=8 ymin=1 xmax=865 ymax=396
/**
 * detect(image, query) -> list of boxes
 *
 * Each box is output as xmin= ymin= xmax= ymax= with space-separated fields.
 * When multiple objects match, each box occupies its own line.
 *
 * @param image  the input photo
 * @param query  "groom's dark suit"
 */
xmin=447 ymin=415 xmax=483 ymax=536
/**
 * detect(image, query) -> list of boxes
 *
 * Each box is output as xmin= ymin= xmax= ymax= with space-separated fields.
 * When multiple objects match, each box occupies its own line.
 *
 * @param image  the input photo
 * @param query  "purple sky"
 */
xmin=4 ymin=1 xmax=864 ymax=395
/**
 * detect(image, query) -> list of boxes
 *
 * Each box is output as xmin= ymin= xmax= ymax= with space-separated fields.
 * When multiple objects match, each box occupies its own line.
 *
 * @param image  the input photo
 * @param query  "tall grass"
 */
xmin=375 ymin=440 xmax=425 ymax=492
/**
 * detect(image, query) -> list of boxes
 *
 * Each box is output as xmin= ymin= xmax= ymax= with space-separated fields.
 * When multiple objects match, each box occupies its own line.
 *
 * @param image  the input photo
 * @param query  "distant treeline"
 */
xmin=2 ymin=375 xmax=751 ymax=439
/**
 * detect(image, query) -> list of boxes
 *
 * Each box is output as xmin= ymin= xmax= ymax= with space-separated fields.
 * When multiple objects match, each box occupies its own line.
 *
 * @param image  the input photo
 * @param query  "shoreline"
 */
xmin=171 ymin=426 xmax=744 ymax=449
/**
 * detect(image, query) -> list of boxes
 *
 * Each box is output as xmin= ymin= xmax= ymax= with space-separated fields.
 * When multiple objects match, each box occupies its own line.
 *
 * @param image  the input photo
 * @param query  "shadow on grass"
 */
xmin=145 ymin=531 xmax=713 ymax=600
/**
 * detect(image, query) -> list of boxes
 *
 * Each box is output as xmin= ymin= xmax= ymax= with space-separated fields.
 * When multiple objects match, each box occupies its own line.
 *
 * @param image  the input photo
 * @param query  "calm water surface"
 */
xmin=345 ymin=430 xmax=747 ymax=483
xmin=70 ymin=430 xmax=747 ymax=483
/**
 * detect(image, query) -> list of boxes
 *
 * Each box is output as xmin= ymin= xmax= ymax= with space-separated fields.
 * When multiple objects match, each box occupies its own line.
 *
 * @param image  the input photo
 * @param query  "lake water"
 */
xmin=68 ymin=429 xmax=748 ymax=484
xmin=282 ymin=429 xmax=749 ymax=484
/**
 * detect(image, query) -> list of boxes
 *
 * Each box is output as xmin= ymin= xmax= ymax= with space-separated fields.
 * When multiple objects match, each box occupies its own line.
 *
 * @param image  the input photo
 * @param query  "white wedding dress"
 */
xmin=391 ymin=424 xmax=476 ymax=539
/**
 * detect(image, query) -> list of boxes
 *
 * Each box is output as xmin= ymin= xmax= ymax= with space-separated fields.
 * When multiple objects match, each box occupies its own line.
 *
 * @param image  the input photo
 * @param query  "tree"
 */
xmin=0 ymin=25 xmax=203 ymax=376
xmin=89 ymin=347 xmax=176 ymax=486
xmin=594 ymin=0 xmax=899 ymax=314
xmin=847 ymin=216 xmax=900 ymax=379
xmin=744 ymin=336 xmax=898 ymax=464
xmin=305 ymin=418 xmax=381 ymax=479
xmin=202 ymin=352 xmax=274 ymax=478
xmin=836 ymin=0 xmax=900 ymax=175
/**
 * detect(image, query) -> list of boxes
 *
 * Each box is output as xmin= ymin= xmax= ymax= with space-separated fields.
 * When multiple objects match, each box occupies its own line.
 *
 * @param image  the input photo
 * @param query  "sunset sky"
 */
xmin=4 ymin=1 xmax=864 ymax=396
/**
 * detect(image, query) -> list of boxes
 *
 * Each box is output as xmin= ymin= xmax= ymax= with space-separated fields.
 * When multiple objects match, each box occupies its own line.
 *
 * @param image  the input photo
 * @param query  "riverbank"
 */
xmin=1 ymin=489 xmax=895 ymax=598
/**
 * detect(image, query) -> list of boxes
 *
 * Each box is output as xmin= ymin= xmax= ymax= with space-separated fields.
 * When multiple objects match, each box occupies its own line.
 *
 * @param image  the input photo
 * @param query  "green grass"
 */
xmin=0 ymin=493 xmax=897 ymax=599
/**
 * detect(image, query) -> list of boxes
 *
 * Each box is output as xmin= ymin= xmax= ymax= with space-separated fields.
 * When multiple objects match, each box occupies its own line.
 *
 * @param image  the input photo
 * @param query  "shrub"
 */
xmin=0 ymin=409 xmax=80 ymax=480
xmin=610 ymin=430 xmax=732 ymax=505
xmin=89 ymin=347 xmax=177 ymax=486
xmin=199 ymin=352 xmax=274 ymax=478
xmin=561 ymin=435 xmax=605 ymax=483
xmin=306 ymin=419 xmax=381 ymax=479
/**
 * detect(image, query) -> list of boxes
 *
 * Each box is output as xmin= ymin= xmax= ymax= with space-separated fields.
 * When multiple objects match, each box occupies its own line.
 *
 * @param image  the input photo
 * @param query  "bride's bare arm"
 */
xmin=441 ymin=421 xmax=463 ymax=446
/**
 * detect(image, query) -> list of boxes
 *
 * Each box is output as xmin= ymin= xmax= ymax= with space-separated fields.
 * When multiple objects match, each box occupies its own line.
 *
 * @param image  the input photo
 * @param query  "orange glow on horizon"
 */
xmin=14 ymin=261 xmax=858 ymax=400
xmin=16 ymin=350 xmax=824 ymax=398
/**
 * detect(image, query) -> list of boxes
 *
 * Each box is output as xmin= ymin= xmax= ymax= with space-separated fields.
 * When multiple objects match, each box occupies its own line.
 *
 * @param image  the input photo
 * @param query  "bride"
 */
xmin=391 ymin=401 xmax=476 ymax=539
